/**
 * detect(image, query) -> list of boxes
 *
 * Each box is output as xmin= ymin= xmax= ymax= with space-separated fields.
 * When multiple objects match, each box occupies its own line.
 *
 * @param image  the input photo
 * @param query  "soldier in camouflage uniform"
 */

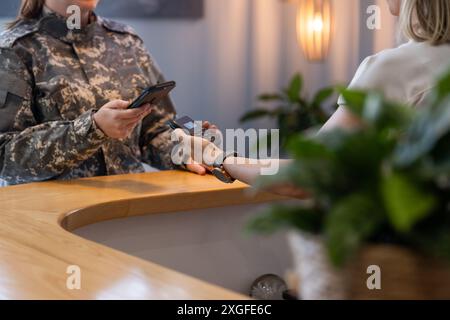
xmin=0 ymin=7 xmax=181 ymax=185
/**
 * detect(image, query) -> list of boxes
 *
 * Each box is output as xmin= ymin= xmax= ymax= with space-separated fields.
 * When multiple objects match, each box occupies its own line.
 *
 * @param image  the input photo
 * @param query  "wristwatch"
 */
xmin=211 ymin=151 xmax=238 ymax=184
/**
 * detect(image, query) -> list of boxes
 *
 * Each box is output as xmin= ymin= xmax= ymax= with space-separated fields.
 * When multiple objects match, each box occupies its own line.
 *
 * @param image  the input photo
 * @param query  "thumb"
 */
xmin=186 ymin=162 xmax=207 ymax=176
xmin=173 ymin=128 xmax=190 ymax=141
xmin=107 ymin=100 xmax=130 ymax=110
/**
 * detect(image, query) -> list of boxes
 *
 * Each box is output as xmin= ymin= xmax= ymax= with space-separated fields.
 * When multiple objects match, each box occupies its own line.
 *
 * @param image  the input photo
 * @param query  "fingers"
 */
xmin=122 ymin=108 xmax=152 ymax=137
xmin=202 ymin=121 xmax=218 ymax=130
xmin=173 ymin=128 xmax=190 ymax=141
xmin=117 ymin=104 xmax=153 ymax=120
xmin=201 ymin=164 xmax=213 ymax=173
xmin=118 ymin=106 xmax=153 ymax=138
xmin=125 ymin=122 xmax=138 ymax=132
xmin=96 ymin=100 xmax=155 ymax=140
xmin=107 ymin=100 xmax=130 ymax=110
xmin=105 ymin=99 xmax=153 ymax=119
xmin=120 ymin=108 xmax=152 ymax=126
xmin=118 ymin=122 xmax=139 ymax=140
xmin=186 ymin=161 xmax=207 ymax=176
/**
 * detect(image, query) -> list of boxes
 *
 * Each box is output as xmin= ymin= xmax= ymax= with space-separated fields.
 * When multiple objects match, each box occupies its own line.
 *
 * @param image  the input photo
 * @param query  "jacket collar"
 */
xmin=38 ymin=6 xmax=100 ymax=43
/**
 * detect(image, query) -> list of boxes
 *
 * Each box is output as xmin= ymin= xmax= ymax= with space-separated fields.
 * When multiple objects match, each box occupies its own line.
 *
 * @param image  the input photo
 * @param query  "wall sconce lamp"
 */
xmin=292 ymin=0 xmax=333 ymax=62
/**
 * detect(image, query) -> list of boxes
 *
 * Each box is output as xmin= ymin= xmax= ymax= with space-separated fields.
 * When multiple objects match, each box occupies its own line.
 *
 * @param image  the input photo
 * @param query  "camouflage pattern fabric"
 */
xmin=0 ymin=8 xmax=178 ymax=185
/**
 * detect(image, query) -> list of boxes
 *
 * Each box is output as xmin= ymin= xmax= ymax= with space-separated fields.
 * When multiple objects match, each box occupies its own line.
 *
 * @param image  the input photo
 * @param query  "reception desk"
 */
xmin=0 ymin=171 xmax=282 ymax=299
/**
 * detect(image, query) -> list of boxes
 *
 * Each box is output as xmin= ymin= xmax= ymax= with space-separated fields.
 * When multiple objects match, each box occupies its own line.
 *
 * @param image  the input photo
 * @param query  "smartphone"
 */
xmin=128 ymin=81 xmax=176 ymax=109
xmin=167 ymin=116 xmax=219 ymax=143
xmin=167 ymin=116 xmax=201 ymax=135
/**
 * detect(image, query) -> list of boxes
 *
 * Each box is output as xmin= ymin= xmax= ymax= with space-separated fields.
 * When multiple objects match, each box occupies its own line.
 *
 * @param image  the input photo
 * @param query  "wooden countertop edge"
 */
xmin=0 ymin=171 xmax=283 ymax=300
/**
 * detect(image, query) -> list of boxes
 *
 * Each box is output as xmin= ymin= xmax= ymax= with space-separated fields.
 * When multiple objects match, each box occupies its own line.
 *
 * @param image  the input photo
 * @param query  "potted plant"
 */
xmin=240 ymin=73 xmax=336 ymax=147
xmin=248 ymin=70 xmax=450 ymax=300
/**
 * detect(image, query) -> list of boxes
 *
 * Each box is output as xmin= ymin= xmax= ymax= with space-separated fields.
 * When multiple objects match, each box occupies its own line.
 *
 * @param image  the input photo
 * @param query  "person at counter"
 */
xmin=0 ymin=0 xmax=211 ymax=186
xmin=179 ymin=0 xmax=450 ymax=195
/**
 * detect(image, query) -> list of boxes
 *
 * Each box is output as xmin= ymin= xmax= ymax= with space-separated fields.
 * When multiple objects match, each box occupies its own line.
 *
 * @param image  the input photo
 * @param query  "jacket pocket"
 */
xmin=0 ymin=90 xmax=30 ymax=132
xmin=36 ymin=76 xmax=96 ymax=121
xmin=0 ymin=72 xmax=31 ymax=131
xmin=0 ymin=71 xmax=29 ymax=108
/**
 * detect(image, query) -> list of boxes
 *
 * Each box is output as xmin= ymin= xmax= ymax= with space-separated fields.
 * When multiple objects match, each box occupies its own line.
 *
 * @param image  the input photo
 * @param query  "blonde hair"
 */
xmin=399 ymin=0 xmax=450 ymax=45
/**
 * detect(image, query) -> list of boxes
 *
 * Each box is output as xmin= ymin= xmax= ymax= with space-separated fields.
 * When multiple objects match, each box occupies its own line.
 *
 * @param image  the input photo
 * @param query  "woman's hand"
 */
xmin=93 ymin=100 xmax=153 ymax=140
xmin=172 ymin=128 xmax=223 ymax=176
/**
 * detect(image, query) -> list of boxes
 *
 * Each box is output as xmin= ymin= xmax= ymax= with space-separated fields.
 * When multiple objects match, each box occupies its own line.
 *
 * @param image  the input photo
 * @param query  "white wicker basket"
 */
xmin=288 ymin=231 xmax=450 ymax=300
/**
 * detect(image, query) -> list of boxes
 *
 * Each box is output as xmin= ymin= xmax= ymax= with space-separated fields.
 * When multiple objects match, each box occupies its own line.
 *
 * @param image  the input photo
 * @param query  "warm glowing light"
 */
xmin=297 ymin=0 xmax=332 ymax=61
xmin=310 ymin=15 xmax=324 ymax=32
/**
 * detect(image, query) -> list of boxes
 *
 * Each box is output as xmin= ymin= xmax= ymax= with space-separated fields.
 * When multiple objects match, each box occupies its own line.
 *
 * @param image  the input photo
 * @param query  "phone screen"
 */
xmin=176 ymin=116 xmax=201 ymax=135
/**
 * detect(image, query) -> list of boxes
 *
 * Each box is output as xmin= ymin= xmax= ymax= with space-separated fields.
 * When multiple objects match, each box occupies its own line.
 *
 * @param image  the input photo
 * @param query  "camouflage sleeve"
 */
xmin=135 ymin=39 xmax=179 ymax=170
xmin=0 ymin=47 xmax=107 ymax=185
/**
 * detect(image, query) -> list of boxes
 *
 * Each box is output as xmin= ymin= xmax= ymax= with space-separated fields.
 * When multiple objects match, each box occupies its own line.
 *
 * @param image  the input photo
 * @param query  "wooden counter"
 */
xmin=0 ymin=171 xmax=281 ymax=299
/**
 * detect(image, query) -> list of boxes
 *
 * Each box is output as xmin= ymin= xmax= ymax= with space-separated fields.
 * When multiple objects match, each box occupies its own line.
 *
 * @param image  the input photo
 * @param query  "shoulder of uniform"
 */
xmin=0 ymin=19 xmax=39 ymax=49
xmin=98 ymin=17 xmax=140 ymax=37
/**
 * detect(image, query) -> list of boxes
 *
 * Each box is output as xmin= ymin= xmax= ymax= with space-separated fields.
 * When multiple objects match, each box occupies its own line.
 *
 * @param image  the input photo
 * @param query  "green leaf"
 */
xmin=239 ymin=109 xmax=272 ymax=122
xmin=257 ymin=93 xmax=284 ymax=101
xmin=362 ymin=93 xmax=413 ymax=130
xmin=433 ymin=67 xmax=450 ymax=101
xmin=410 ymin=219 xmax=450 ymax=262
xmin=381 ymin=173 xmax=437 ymax=232
xmin=247 ymin=205 xmax=322 ymax=235
xmin=312 ymin=87 xmax=335 ymax=106
xmin=286 ymin=134 xmax=331 ymax=160
xmin=291 ymin=157 xmax=342 ymax=197
xmin=286 ymin=74 xmax=303 ymax=103
xmin=339 ymin=89 xmax=367 ymax=116
xmin=361 ymin=93 xmax=384 ymax=123
xmin=325 ymin=193 xmax=383 ymax=267
xmin=252 ymin=155 xmax=340 ymax=200
xmin=395 ymin=95 xmax=450 ymax=166
xmin=330 ymin=130 xmax=393 ymax=181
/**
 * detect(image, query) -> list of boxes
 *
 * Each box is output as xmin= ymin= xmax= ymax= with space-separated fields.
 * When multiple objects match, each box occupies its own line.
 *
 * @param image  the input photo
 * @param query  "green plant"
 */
xmin=240 ymin=73 xmax=336 ymax=146
xmin=248 ymin=70 xmax=450 ymax=267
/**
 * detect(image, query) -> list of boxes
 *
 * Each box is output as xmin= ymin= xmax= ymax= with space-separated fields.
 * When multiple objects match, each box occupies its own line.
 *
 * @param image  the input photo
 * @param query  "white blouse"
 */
xmin=338 ymin=41 xmax=450 ymax=107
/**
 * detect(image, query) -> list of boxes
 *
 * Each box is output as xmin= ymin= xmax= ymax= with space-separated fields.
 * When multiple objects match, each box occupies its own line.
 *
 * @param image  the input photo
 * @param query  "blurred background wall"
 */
xmin=0 ymin=0 xmax=398 ymax=129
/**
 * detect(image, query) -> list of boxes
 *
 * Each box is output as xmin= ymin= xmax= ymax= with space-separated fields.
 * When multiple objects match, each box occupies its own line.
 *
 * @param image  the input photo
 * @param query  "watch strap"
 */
xmin=211 ymin=151 xmax=238 ymax=184
xmin=211 ymin=168 xmax=235 ymax=184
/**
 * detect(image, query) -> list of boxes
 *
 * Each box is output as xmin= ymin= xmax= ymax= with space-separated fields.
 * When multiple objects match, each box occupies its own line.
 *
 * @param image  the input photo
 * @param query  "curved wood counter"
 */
xmin=0 ymin=171 xmax=280 ymax=299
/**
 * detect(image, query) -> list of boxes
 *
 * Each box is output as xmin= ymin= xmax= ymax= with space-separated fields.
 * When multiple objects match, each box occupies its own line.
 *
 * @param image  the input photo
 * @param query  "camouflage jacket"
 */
xmin=0 ymin=9 xmax=178 ymax=185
